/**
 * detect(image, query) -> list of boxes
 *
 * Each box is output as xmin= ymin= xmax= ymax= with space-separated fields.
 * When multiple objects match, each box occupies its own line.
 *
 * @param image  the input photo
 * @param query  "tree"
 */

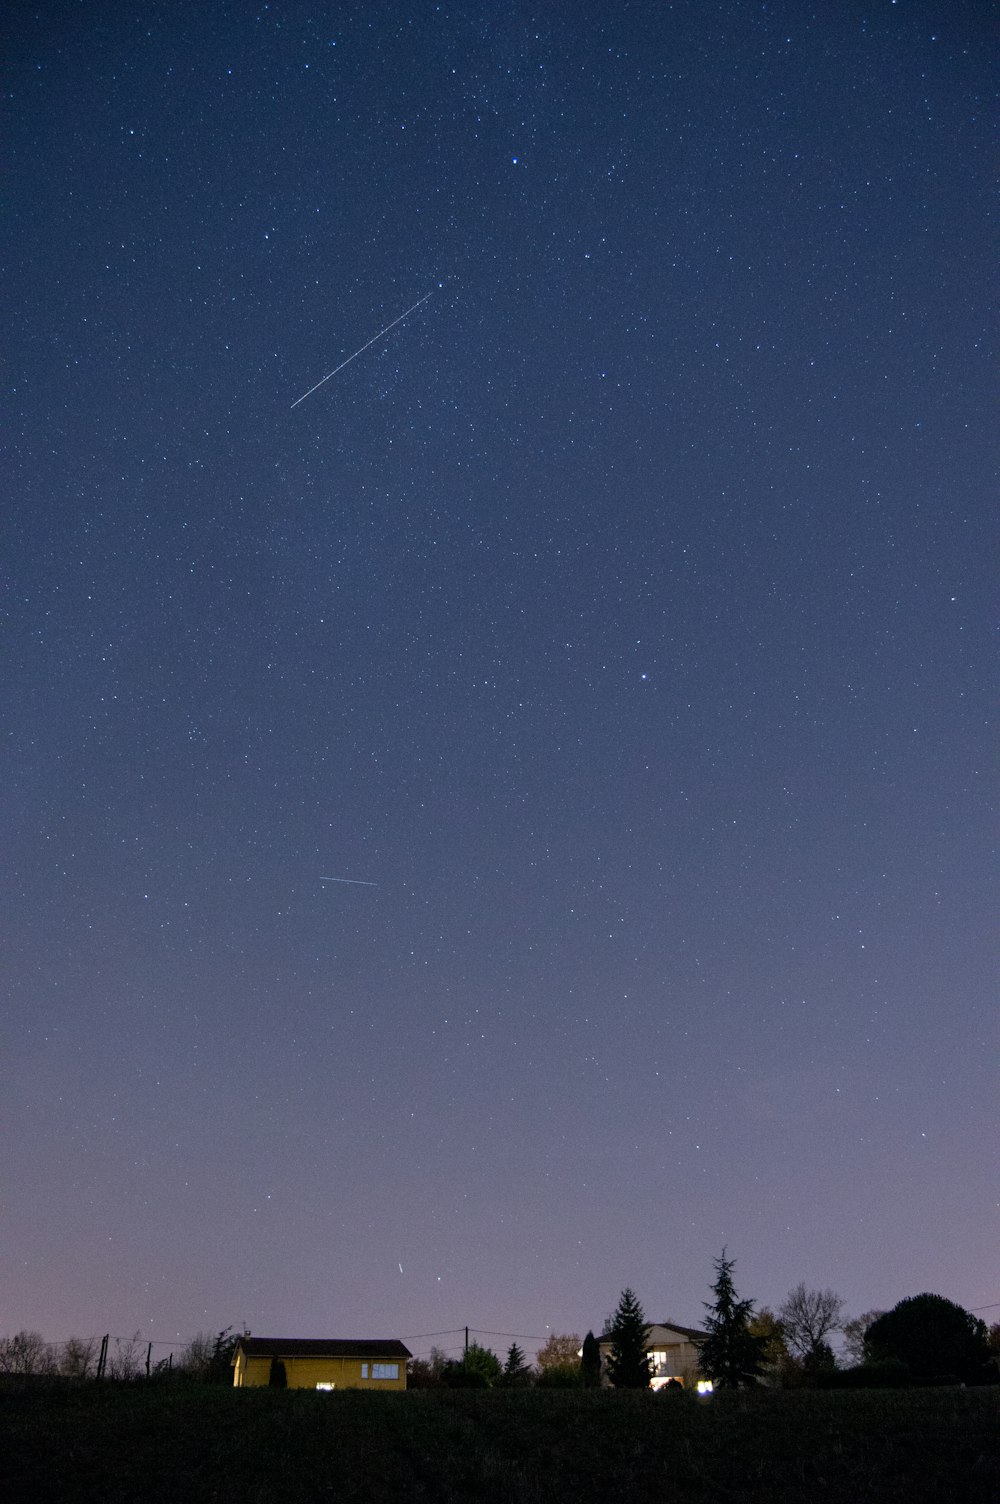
xmin=581 ymin=1330 xmax=602 ymax=1388
xmin=698 ymin=1250 xmax=766 ymax=1388
xmin=408 ymin=1346 xmax=450 ymax=1388
xmin=535 ymin=1362 xmax=582 ymax=1388
xmin=803 ymin=1340 xmax=837 ymax=1375
xmin=176 ymin=1327 xmax=245 ymax=1383
xmin=841 ymin=1310 xmax=886 ymax=1366
xmin=604 ymin=1288 xmax=651 ymax=1389
xmin=864 ymin=1294 xmax=991 ymax=1381
xmin=499 ymin=1343 xmax=532 ymax=1387
xmin=59 ymin=1336 xmax=98 ymax=1380
xmin=176 ymin=1331 xmax=215 ymax=1379
xmin=747 ymin=1308 xmax=791 ymax=1385
xmin=0 ymin=1331 xmax=55 ymax=1375
xmin=108 ymin=1332 xmax=144 ymax=1381
xmin=779 ymin=1284 xmax=845 ymax=1362
xmin=536 ymin=1333 xmax=581 ymax=1372
xmin=206 ymin=1327 xmax=245 ymax=1384
xmin=444 ymin=1343 xmax=501 ymax=1388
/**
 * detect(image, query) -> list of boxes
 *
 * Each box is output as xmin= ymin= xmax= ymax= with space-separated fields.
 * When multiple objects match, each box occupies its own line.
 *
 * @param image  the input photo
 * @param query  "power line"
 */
xmin=469 ymin=1329 xmax=547 ymax=1342
xmin=399 ymin=1329 xmax=466 ymax=1340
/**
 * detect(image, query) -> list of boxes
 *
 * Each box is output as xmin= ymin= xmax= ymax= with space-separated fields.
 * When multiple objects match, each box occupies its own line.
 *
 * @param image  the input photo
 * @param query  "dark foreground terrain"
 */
xmin=2 ymin=1381 xmax=997 ymax=1503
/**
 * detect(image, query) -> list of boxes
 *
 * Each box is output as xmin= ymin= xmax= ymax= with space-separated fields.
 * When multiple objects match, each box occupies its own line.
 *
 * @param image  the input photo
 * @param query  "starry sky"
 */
xmin=4 ymin=0 xmax=995 ymax=1361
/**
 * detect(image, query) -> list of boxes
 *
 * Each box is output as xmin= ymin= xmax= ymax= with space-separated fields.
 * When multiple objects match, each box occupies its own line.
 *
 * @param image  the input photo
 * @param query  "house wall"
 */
xmin=233 ymin=1351 xmax=406 ymax=1390
xmin=598 ymin=1326 xmax=704 ymax=1389
xmin=646 ymin=1327 xmax=702 ymax=1378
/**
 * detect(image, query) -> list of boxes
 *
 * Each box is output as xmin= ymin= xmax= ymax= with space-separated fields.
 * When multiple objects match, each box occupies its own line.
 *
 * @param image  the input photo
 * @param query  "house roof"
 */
xmin=598 ymin=1321 xmax=705 ymax=1345
xmin=234 ymin=1338 xmax=412 ymax=1361
xmin=649 ymin=1321 xmax=706 ymax=1343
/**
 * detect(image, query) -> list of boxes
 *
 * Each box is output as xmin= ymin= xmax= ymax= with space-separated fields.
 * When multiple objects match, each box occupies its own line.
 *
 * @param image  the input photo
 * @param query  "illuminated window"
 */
xmin=371 ymin=1362 xmax=399 ymax=1380
xmin=316 ymin=1383 xmax=335 ymax=1391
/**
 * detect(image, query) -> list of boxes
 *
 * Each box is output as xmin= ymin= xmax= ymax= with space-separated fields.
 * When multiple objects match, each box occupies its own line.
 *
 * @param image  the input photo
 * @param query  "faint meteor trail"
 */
xmin=320 ymin=876 xmax=378 ymax=886
xmin=291 ymin=289 xmax=436 ymax=407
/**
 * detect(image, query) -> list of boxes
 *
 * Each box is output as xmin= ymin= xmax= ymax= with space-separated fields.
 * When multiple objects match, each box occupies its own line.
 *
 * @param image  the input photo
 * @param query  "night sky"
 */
xmin=4 ymin=1 xmax=995 ymax=1361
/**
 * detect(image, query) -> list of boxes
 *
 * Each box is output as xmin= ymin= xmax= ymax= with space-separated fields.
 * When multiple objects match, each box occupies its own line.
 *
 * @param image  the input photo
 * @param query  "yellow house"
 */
xmin=232 ymin=1337 xmax=411 ymax=1390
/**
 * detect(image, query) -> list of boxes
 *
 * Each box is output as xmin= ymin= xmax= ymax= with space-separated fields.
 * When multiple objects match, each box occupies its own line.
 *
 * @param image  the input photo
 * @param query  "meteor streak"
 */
xmin=291 ymin=289 xmax=436 ymax=407
xmin=320 ymin=876 xmax=378 ymax=886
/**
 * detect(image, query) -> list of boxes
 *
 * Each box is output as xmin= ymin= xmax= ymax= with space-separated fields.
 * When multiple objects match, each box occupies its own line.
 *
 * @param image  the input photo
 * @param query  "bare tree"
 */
xmin=59 ymin=1336 xmax=98 ymax=1379
xmin=779 ymin=1284 xmax=845 ymax=1360
xmin=0 ymin=1331 xmax=56 ymax=1375
xmin=108 ymin=1331 xmax=145 ymax=1381
xmin=841 ymin=1310 xmax=886 ymax=1366
xmin=176 ymin=1332 xmax=215 ymax=1379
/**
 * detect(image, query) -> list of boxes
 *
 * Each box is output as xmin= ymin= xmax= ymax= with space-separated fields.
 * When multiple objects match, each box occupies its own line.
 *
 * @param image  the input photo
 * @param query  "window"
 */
xmin=361 ymin=1363 xmax=368 ymax=1378
xmin=371 ymin=1362 xmax=399 ymax=1380
xmin=316 ymin=1382 xmax=335 ymax=1391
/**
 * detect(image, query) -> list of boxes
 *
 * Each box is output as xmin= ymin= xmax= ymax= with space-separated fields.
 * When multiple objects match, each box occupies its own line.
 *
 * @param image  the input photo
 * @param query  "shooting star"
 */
xmin=320 ymin=876 xmax=378 ymax=887
xmin=291 ymin=289 xmax=437 ymax=408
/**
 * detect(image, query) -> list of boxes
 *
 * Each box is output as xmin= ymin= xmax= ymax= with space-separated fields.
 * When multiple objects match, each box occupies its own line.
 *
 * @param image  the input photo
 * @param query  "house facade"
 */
xmin=232 ymin=1337 xmax=411 ymax=1390
xmin=598 ymin=1321 xmax=705 ymax=1390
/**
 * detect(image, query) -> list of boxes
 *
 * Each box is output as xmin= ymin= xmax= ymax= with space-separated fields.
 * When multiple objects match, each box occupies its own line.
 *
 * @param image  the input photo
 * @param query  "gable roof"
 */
xmin=234 ymin=1338 xmax=411 ymax=1361
xmin=649 ymin=1321 xmax=705 ymax=1343
xmin=598 ymin=1321 xmax=705 ymax=1345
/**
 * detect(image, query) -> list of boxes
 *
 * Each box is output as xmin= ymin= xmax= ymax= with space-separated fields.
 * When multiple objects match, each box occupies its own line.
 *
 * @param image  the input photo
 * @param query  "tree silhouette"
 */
xmin=698 ymin=1249 xmax=765 ymax=1388
xmin=581 ymin=1330 xmax=602 ymax=1388
xmin=500 ymin=1343 xmax=531 ymax=1387
xmin=865 ymin=1294 xmax=990 ymax=1381
xmin=779 ymin=1284 xmax=845 ymax=1361
xmin=604 ymin=1288 xmax=651 ymax=1389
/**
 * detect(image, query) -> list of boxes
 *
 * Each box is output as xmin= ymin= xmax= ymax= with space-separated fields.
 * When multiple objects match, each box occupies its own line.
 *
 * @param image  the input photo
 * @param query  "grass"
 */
xmin=2 ymin=1380 xmax=997 ymax=1503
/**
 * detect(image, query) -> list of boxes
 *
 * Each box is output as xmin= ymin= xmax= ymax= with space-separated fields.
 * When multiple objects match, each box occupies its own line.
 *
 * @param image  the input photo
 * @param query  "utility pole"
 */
xmin=96 ymin=1334 xmax=109 ymax=1380
xmin=464 ymin=1327 xmax=469 ymax=1356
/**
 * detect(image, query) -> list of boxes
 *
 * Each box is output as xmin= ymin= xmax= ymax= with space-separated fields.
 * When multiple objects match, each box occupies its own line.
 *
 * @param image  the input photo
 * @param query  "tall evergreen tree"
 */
xmin=698 ymin=1249 xmax=766 ymax=1388
xmin=580 ymin=1330 xmax=602 ymax=1388
xmin=500 ymin=1342 xmax=531 ymax=1387
xmin=604 ymin=1288 xmax=651 ymax=1389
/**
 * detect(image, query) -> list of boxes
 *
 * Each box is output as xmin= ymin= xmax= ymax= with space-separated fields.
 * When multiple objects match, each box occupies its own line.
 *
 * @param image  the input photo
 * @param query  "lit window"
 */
xmin=316 ymin=1383 xmax=335 ymax=1391
xmin=371 ymin=1362 xmax=399 ymax=1380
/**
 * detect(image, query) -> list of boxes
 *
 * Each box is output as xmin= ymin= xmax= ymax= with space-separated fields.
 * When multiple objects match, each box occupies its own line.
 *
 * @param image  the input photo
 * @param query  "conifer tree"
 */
xmin=604 ymin=1288 xmax=651 ymax=1389
xmin=500 ymin=1342 xmax=531 ymax=1386
xmin=698 ymin=1249 xmax=766 ymax=1388
xmin=581 ymin=1330 xmax=602 ymax=1388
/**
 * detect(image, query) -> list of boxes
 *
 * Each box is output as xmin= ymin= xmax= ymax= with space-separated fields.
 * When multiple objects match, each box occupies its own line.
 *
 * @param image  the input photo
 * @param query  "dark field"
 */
xmin=3 ymin=1382 xmax=997 ymax=1503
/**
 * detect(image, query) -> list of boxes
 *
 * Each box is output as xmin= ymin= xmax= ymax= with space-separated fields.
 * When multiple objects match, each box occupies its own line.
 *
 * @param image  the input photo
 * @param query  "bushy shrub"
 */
xmin=442 ymin=1362 xmax=489 ymax=1389
xmin=535 ymin=1363 xmax=582 ymax=1389
xmin=816 ymin=1360 xmax=912 ymax=1389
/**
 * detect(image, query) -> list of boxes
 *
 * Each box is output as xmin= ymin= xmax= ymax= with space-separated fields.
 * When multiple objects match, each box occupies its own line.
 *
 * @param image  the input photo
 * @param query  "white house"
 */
xmin=598 ymin=1321 xmax=706 ymax=1390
